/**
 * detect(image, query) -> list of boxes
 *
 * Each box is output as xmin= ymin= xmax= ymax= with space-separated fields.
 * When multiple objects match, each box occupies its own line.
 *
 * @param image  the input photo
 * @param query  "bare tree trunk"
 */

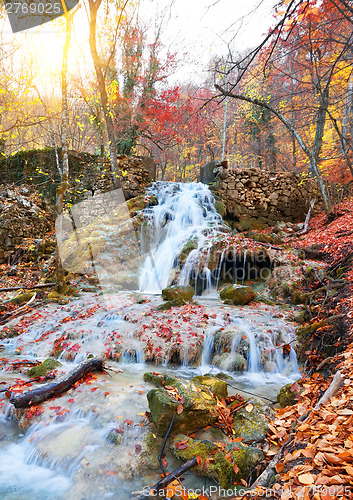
xmin=215 ymin=85 xmax=332 ymax=214
xmin=221 ymin=99 xmax=227 ymax=161
xmin=55 ymin=11 xmax=74 ymax=294
xmin=88 ymin=0 xmax=118 ymax=184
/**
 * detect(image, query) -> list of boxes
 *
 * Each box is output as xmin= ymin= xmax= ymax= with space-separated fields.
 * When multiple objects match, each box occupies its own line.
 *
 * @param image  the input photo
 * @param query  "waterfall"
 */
xmin=138 ymin=182 xmax=224 ymax=293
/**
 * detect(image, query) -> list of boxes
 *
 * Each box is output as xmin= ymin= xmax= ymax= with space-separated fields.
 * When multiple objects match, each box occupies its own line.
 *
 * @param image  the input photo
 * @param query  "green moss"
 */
xmin=27 ymin=358 xmax=62 ymax=378
xmin=143 ymin=372 xmax=179 ymax=387
xmin=106 ymin=429 xmax=123 ymax=445
xmin=214 ymin=199 xmax=226 ymax=217
xmin=171 ymin=435 xmax=264 ymax=488
xmin=146 ymin=378 xmax=219 ymax=435
xmin=156 ymin=301 xmax=173 ymax=311
xmin=277 ymin=383 xmax=300 ymax=408
xmin=9 ymin=292 xmax=35 ymax=305
xmin=142 ymin=431 xmax=165 ymax=469
xmin=219 ymin=285 xmax=256 ymax=305
xmin=161 ymin=285 xmax=194 ymax=306
xmin=231 ymin=403 xmax=269 ymax=443
xmin=192 ymin=375 xmax=228 ymax=399
xmin=291 ymin=290 xmax=309 ymax=305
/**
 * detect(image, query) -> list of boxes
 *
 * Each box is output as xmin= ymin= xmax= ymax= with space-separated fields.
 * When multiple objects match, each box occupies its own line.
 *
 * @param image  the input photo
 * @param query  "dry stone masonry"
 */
xmin=212 ymin=166 xmax=324 ymax=227
xmin=0 ymin=186 xmax=53 ymax=264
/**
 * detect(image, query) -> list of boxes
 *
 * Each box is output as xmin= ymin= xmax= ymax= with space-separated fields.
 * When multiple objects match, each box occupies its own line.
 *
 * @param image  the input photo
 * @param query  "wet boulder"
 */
xmin=191 ymin=375 xmax=228 ymax=399
xmin=161 ymin=285 xmax=194 ymax=306
xmin=144 ymin=372 xmax=219 ymax=435
xmin=219 ymin=284 xmax=256 ymax=305
xmin=231 ymin=402 xmax=270 ymax=443
xmin=277 ymin=382 xmax=300 ymax=408
xmin=171 ymin=434 xmax=264 ymax=488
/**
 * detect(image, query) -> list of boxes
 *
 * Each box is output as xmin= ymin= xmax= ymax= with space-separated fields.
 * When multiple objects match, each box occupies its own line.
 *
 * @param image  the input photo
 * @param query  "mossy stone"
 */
xmin=27 ymin=358 xmax=62 ymax=378
xmin=179 ymin=237 xmax=199 ymax=265
xmin=277 ymin=383 xmax=300 ymax=408
xmin=219 ymin=285 xmax=256 ymax=305
xmin=146 ymin=378 xmax=218 ymax=435
xmin=293 ymin=309 xmax=311 ymax=324
xmin=141 ymin=431 xmax=165 ymax=470
xmin=161 ymin=285 xmax=194 ymax=305
xmin=231 ymin=403 xmax=269 ymax=443
xmin=291 ymin=290 xmax=309 ymax=305
xmin=171 ymin=434 xmax=264 ymax=488
xmin=214 ymin=199 xmax=226 ymax=217
xmin=156 ymin=301 xmax=173 ymax=311
xmin=106 ymin=429 xmax=123 ymax=445
xmin=9 ymin=291 xmax=35 ymax=305
xmin=143 ymin=372 xmax=179 ymax=387
xmin=192 ymin=375 xmax=228 ymax=399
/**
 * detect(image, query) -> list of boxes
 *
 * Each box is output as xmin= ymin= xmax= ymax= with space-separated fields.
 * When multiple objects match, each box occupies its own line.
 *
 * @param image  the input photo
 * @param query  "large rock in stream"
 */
xmin=170 ymin=434 xmax=264 ymax=488
xmin=161 ymin=285 xmax=195 ymax=306
xmin=219 ymin=284 xmax=256 ymax=305
xmin=144 ymin=372 xmax=227 ymax=435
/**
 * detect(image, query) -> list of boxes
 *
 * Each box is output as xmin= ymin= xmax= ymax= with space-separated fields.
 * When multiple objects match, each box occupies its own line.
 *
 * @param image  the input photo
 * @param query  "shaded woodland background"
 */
xmin=1 ymin=0 xmax=353 ymax=186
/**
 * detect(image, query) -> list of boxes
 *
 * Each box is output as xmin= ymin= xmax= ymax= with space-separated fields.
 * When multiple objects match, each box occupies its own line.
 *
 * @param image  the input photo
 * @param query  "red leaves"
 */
xmin=175 ymin=438 xmax=188 ymax=450
xmin=177 ymin=403 xmax=184 ymax=414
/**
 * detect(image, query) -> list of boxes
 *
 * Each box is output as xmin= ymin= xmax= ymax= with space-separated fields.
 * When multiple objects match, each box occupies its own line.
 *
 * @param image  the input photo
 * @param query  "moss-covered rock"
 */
xmin=191 ymin=375 xmax=228 ymax=399
xmin=214 ymin=199 xmax=226 ymax=217
xmin=106 ymin=429 xmax=123 ymax=445
xmin=156 ymin=301 xmax=173 ymax=311
xmin=231 ymin=402 xmax=269 ymax=443
xmin=0 ymin=326 xmax=20 ymax=339
xmin=291 ymin=290 xmax=310 ymax=305
xmin=179 ymin=237 xmax=199 ymax=265
xmin=141 ymin=431 xmax=165 ymax=470
xmin=27 ymin=358 xmax=62 ymax=378
xmin=292 ymin=309 xmax=311 ymax=324
xmin=277 ymin=383 xmax=300 ymax=407
xmin=219 ymin=285 xmax=256 ymax=305
xmin=161 ymin=285 xmax=194 ymax=306
xmin=170 ymin=434 xmax=264 ymax=488
xmin=143 ymin=372 xmax=179 ymax=388
xmin=9 ymin=291 xmax=35 ymax=305
xmin=145 ymin=374 xmax=219 ymax=435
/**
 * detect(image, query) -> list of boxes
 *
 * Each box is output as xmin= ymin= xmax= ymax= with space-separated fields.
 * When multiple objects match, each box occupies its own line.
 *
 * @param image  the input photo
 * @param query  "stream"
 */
xmin=0 ymin=182 xmax=301 ymax=499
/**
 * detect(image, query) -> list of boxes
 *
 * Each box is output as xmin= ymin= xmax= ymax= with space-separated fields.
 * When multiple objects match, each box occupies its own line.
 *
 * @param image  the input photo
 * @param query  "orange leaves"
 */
xmin=177 ymin=403 xmax=184 ymax=415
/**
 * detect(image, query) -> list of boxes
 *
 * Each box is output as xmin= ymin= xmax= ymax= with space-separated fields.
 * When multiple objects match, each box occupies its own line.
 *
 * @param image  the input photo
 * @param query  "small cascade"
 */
xmin=229 ymin=316 xmax=299 ymax=377
xmin=201 ymin=326 xmax=219 ymax=366
xmin=139 ymin=182 xmax=224 ymax=293
xmin=203 ymin=312 xmax=300 ymax=378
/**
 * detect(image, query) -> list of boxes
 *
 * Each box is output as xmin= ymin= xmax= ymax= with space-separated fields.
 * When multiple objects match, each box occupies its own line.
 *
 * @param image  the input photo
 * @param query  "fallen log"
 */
xmin=134 ymin=456 xmax=198 ymax=498
xmin=10 ymin=357 xmax=104 ymax=408
xmin=0 ymin=283 xmax=56 ymax=293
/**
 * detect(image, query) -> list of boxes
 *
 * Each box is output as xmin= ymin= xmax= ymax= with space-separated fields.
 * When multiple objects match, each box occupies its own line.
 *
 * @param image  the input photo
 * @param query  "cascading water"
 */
xmin=139 ymin=182 xmax=225 ymax=293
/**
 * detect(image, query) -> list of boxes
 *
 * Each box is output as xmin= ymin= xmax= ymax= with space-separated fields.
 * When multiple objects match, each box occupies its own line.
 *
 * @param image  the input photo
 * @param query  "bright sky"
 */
xmin=1 ymin=0 xmax=278 ymax=86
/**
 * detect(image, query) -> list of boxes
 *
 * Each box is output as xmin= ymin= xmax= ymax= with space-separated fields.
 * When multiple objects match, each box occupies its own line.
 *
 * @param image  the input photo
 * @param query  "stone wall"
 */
xmin=212 ymin=167 xmax=324 ymax=227
xmin=0 ymin=155 xmax=156 ymax=264
xmin=89 ymin=155 xmax=155 ymax=199
xmin=0 ymin=186 xmax=53 ymax=264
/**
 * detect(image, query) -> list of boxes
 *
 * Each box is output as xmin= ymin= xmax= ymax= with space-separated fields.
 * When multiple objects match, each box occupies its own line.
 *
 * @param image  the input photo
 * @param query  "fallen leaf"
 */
xmin=298 ymin=473 xmax=315 ymax=485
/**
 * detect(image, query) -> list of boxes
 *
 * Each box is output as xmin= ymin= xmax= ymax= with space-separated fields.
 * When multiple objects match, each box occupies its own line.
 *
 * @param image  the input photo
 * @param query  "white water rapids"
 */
xmin=139 ymin=182 xmax=225 ymax=293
